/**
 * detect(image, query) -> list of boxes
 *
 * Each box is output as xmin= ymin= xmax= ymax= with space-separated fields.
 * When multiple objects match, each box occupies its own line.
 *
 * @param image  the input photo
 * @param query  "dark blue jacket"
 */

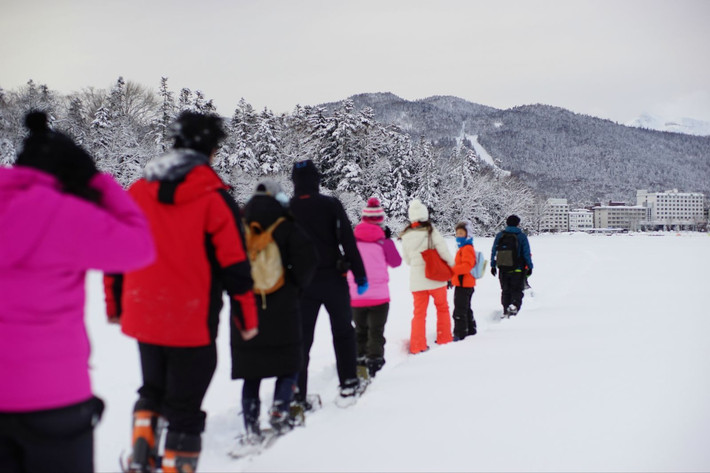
xmin=491 ymin=226 xmax=533 ymax=271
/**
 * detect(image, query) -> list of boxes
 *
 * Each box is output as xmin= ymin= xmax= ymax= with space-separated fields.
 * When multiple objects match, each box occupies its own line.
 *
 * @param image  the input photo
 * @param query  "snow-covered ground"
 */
xmin=86 ymin=232 xmax=710 ymax=472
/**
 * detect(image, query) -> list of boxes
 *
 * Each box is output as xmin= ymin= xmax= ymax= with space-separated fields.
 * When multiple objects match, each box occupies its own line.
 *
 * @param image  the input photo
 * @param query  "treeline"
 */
xmin=0 ymin=78 xmax=539 ymax=235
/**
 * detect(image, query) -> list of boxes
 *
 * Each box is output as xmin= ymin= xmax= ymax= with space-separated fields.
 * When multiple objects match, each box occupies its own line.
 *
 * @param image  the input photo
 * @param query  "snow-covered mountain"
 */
xmin=627 ymin=113 xmax=710 ymax=136
xmin=320 ymin=94 xmax=710 ymax=204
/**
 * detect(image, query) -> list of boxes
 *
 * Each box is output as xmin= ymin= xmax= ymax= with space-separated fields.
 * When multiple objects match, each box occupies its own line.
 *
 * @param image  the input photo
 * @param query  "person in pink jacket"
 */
xmin=347 ymin=198 xmax=402 ymax=377
xmin=0 ymin=112 xmax=155 ymax=473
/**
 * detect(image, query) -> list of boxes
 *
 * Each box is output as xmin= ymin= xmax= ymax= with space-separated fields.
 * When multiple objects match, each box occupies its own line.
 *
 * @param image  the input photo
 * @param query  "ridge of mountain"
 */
xmin=319 ymin=93 xmax=710 ymax=204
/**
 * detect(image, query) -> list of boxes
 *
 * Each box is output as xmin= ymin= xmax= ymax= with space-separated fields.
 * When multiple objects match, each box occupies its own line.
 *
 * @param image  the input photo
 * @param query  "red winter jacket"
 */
xmin=104 ymin=151 xmax=257 ymax=347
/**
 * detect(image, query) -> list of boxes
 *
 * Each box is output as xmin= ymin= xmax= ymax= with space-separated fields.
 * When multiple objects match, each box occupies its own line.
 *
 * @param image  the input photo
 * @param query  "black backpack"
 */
xmin=495 ymin=231 xmax=521 ymax=271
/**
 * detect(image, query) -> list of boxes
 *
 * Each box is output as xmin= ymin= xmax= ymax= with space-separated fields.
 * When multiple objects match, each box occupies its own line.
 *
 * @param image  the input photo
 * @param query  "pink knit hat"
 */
xmin=362 ymin=197 xmax=385 ymax=224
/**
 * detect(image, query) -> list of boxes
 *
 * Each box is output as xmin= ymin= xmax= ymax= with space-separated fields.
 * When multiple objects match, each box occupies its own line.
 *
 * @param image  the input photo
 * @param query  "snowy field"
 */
xmin=85 ymin=232 xmax=710 ymax=472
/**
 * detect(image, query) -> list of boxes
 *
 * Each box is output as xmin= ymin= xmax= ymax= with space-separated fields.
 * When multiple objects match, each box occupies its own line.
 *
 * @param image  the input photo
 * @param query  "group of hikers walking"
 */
xmin=0 ymin=110 xmax=533 ymax=473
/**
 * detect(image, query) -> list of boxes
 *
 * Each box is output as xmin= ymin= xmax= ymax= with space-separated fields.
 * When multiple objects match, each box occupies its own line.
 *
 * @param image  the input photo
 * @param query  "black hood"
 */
xmin=291 ymin=160 xmax=320 ymax=196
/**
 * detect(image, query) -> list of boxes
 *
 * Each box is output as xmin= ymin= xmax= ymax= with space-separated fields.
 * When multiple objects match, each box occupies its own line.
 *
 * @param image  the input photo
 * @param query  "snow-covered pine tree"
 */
xmin=414 ymin=136 xmax=440 ymax=217
xmin=382 ymin=130 xmax=415 ymax=223
xmin=177 ymin=88 xmax=193 ymax=112
xmin=64 ymin=96 xmax=88 ymax=145
xmin=253 ymin=108 xmax=281 ymax=176
xmin=153 ymin=77 xmax=176 ymax=153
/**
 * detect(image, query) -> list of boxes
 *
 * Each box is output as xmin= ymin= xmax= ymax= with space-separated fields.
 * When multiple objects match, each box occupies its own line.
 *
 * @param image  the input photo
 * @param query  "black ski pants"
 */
xmin=136 ymin=342 xmax=216 ymax=436
xmin=352 ymin=303 xmax=389 ymax=359
xmin=0 ymin=397 xmax=104 ymax=473
xmin=499 ymin=270 xmax=526 ymax=312
xmin=453 ymin=286 xmax=476 ymax=338
xmin=296 ymin=275 xmax=358 ymax=399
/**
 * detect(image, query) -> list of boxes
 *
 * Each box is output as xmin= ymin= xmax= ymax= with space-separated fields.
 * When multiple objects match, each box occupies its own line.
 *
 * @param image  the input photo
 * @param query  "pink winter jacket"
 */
xmin=347 ymin=221 xmax=402 ymax=307
xmin=0 ymin=167 xmax=155 ymax=412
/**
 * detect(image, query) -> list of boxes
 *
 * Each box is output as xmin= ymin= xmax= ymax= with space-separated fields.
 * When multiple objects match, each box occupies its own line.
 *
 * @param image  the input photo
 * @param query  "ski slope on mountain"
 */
xmin=85 ymin=233 xmax=710 ymax=472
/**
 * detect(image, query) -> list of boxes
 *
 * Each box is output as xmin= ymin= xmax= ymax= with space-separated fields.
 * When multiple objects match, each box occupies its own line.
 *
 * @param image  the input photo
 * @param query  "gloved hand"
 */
xmin=447 ymin=280 xmax=453 ymax=289
xmin=356 ymin=277 xmax=369 ymax=295
xmin=384 ymin=226 xmax=392 ymax=239
xmin=526 ymin=268 xmax=532 ymax=277
xmin=491 ymin=266 xmax=497 ymax=277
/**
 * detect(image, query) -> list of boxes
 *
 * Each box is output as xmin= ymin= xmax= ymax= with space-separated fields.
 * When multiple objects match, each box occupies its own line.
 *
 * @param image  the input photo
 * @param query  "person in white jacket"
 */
xmin=399 ymin=199 xmax=454 ymax=354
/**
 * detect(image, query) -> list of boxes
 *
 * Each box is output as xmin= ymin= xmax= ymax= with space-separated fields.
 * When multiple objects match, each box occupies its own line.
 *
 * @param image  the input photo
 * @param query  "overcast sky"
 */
xmin=1 ymin=0 xmax=709 ymax=123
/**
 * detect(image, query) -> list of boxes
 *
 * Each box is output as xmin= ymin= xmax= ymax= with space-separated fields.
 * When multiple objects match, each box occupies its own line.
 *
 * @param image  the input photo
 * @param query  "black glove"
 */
xmin=384 ymin=226 xmax=392 ymax=239
xmin=491 ymin=266 xmax=497 ymax=277
xmin=447 ymin=280 xmax=453 ymax=289
xmin=526 ymin=268 xmax=532 ymax=277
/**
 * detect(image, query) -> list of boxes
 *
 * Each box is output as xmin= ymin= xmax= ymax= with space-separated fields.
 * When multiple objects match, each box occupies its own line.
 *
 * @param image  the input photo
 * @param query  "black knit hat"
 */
xmin=170 ymin=111 xmax=226 ymax=156
xmin=506 ymin=215 xmax=521 ymax=227
xmin=16 ymin=111 xmax=99 ymax=201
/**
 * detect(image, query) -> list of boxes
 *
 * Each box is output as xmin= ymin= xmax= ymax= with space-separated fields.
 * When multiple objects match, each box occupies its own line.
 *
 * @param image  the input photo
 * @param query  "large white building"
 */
xmin=569 ymin=209 xmax=594 ymax=232
xmin=593 ymin=205 xmax=647 ymax=231
xmin=541 ymin=198 xmax=569 ymax=232
xmin=636 ymin=189 xmax=705 ymax=229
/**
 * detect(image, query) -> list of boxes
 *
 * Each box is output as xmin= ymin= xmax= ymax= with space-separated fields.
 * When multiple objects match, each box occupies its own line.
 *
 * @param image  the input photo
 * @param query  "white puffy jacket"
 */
xmin=400 ymin=225 xmax=455 ymax=292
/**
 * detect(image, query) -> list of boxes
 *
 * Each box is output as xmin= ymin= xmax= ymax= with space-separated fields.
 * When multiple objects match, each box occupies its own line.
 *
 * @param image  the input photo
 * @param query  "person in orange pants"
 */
xmin=400 ymin=199 xmax=455 ymax=354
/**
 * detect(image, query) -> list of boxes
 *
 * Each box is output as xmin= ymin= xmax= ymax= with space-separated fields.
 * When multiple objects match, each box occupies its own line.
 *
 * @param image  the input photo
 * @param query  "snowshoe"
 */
xmin=335 ymin=378 xmax=367 ymax=408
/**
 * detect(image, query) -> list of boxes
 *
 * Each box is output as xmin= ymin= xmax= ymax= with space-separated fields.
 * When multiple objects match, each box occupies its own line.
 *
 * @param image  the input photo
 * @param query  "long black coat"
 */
xmin=230 ymin=195 xmax=318 ymax=379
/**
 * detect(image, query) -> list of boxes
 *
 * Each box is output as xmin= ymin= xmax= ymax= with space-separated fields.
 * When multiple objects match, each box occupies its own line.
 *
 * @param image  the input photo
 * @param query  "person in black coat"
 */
xmin=231 ymin=180 xmax=318 ymax=437
xmin=289 ymin=160 xmax=368 ymax=402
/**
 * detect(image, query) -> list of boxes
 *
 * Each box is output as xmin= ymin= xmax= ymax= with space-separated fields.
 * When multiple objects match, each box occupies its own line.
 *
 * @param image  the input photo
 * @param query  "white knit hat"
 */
xmin=408 ymin=199 xmax=429 ymax=223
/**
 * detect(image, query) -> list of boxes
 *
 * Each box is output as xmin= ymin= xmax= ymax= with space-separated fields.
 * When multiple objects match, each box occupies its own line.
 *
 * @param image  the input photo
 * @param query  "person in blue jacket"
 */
xmin=490 ymin=215 xmax=533 ymax=316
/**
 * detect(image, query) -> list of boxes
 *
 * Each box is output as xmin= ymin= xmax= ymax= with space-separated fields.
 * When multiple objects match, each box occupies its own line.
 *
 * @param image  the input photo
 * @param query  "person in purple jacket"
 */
xmin=347 ymin=197 xmax=402 ymax=377
xmin=0 ymin=112 xmax=155 ymax=473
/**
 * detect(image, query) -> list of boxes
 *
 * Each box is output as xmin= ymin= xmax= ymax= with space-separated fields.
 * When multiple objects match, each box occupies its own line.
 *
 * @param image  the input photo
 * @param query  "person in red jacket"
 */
xmin=451 ymin=221 xmax=478 ymax=340
xmin=104 ymin=112 xmax=258 ymax=473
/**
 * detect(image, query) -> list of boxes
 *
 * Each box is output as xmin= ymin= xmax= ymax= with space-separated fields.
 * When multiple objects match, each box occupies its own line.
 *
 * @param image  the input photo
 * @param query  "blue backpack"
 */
xmin=470 ymin=250 xmax=487 ymax=279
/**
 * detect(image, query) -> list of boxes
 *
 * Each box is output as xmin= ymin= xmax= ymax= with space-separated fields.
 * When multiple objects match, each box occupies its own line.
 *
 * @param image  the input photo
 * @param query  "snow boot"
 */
xmin=162 ymin=431 xmax=200 ymax=473
xmin=268 ymin=401 xmax=294 ymax=434
xmin=339 ymin=378 xmax=364 ymax=398
xmin=242 ymin=398 xmax=261 ymax=438
xmin=366 ymin=357 xmax=385 ymax=377
xmin=507 ymin=304 xmax=519 ymax=316
xmin=127 ymin=409 xmax=160 ymax=473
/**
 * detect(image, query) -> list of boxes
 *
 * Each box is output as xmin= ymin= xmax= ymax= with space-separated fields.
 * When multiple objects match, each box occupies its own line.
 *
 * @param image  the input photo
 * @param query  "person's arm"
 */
xmin=520 ymin=233 xmax=533 ymax=270
xmin=51 ymin=174 xmax=156 ymax=272
xmin=334 ymin=199 xmax=367 ymax=281
xmin=382 ymin=239 xmax=402 ymax=268
xmin=208 ymin=189 xmax=258 ymax=340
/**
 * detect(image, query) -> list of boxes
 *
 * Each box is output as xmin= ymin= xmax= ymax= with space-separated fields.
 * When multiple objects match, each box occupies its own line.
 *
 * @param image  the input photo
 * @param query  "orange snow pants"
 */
xmin=410 ymin=286 xmax=453 ymax=354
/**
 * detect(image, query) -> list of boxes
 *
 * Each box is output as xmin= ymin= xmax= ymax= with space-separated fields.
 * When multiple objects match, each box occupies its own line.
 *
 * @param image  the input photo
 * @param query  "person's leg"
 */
xmin=452 ymin=287 xmax=469 ymax=340
xmin=467 ymin=287 xmax=477 ymax=335
xmin=241 ymin=379 xmax=262 ymax=435
xmin=410 ymin=291 xmax=429 ymax=354
xmin=270 ymin=373 xmax=299 ymax=433
xmin=431 ymin=286 xmax=453 ymax=344
xmin=132 ymin=342 xmax=167 ymax=470
xmin=161 ymin=344 xmax=217 ymax=473
xmin=295 ymin=292 xmax=321 ymax=402
xmin=500 ymin=272 xmax=512 ymax=313
xmin=0 ymin=427 xmax=22 ymax=473
xmin=365 ymin=303 xmax=389 ymax=376
xmin=351 ymin=307 xmax=369 ymax=360
xmin=509 ymin=272 xmax=526 ymax=313
xmin=322 ymin=277 xmax=358 ymax=388
xmin=366 ymin=303 xmax=389 ymax=359
xmin=17 ymin=397 xmax=104 ymax=473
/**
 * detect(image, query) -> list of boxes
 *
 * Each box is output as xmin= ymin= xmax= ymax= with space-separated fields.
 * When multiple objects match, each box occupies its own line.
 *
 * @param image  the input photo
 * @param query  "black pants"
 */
xmin=352 ymin=303 xmax=389 ymax=359
xmin=499 ymin=271 xmax=526 ymax=312
xmin=297 ymin=275 xmax=358 ymax=399
xmin=453 ymin=287 xmax=476 ymax=338
xmin=136 ymin=342 xmax=217 ymax=436
xmin=0 ymin=397 xmax=104 ymax=473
